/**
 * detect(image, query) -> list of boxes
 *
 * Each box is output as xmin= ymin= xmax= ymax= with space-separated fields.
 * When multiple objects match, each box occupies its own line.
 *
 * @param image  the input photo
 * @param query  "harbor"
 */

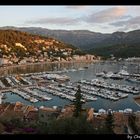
xmin=0 ymin=60 xmax=140 ymax=111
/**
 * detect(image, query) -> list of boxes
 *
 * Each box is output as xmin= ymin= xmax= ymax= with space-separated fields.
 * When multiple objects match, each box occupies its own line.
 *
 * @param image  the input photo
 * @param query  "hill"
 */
xmin=1 ymin=27 xmax=140 ymax=58
xmin=88 ymin=44 xmax=140 ymax=58
xmin=87 ymin=30 xmax=140 ymax=58
xmin=0 ymin=26 xmax=110 ymax=50
xmin=0 ymin=29 xmax=77 ymax=59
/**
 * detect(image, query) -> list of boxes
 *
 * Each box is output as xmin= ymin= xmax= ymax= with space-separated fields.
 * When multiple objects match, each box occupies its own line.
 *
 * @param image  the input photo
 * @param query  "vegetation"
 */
xmin=88 ymin=44 xmax=140 ymax=58
xmin=74 ymin=49 xmax=86 ymax=56
xmin=38 ymin=115 xmax=96 ymax=134
xmin=1 ymin=27 xmax=140 ymax=59
xmin=128 ymin=114 xmax=139 ymax=133
xmin=104 ymin=111 xmax=114 ymax=134
xmin=73 ymin=85 xmax=83 ymax=117
xmin=0 ymin=105 xmax=117 ymax=134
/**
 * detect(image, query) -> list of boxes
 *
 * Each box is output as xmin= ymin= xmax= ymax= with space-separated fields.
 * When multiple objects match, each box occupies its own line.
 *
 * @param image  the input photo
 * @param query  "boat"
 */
xmin=110 ymin=74 xmax=123 ymax=80
xmin=70 ymin=68 xmax=77 ymax=72
xmin=30 ymin=98 xmax=38 ymax=103
xmin=84 ymin=66 xmax=88 ymax=69
xmin=78 ymin=67 xmax=85 ymax=71
xmin=126 ymin=78 xmax=140 ymax=83
xmin=118 ymin=69 xmax=129 ymax=76
xmin=96 ymin=71 xmax=124 ymax=80
xmin=96 ymin=72 xmax=105 ymax=77
xmin=1 ymin=94 xmax=7 ymax=99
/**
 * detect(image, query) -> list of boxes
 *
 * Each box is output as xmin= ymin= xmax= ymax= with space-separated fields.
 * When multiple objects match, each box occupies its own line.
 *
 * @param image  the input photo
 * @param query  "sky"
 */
xmin=0 ymin=6 xmax=140 ymax=33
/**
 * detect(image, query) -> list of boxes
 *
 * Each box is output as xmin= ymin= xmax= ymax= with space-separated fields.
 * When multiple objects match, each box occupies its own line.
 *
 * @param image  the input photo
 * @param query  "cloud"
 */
xmin=119 ymin=15 xmax=132 ymax=20
xmin=110 ymin=16 xmax=140 ymax=30
xmin=26 ymin=17 xmax=79 ymax=25
xmin=25 ymin=7 xmax=129 ymax=28
xmin=83 ymin=7 xmax=128 ymax=23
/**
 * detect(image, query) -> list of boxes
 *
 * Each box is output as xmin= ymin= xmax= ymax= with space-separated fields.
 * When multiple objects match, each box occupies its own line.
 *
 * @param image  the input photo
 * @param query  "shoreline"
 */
xmin=0 ymin=60 xmax=100 ymax=70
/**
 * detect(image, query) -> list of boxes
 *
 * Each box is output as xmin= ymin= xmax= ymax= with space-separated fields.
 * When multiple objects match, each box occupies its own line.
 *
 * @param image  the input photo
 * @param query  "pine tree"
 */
xmin=73 ymin=85 xmax=83 ymax=117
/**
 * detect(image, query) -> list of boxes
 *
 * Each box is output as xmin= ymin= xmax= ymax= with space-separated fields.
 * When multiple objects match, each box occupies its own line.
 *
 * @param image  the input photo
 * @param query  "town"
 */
xmin=0 ymin=31 xmax=100 ymax=66
xmin=0 ymin=101 xmax=140 ymax=134
xmin=0 ymin=69 xmax=139 ymax=134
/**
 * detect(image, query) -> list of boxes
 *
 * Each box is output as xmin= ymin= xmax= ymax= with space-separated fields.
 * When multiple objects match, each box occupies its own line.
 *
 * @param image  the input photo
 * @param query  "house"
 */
xmin=38 ymin=107 xmax=60 ymax=123
xmin=87 ymin=108 xmax=94 ymax=122
xmin=98 ymin=109 xmax=106 ymax=115
xmin=124 ymin=108 xmax=133 ymax=114
xmin=18 ymin=59 xmax=27 ymax=64
xmin=63 ymin=52 xmax=68 ymax=55
xmin=0 ymin=58 xmax=9 ymax=66
xmin=14 ymin=102 xmax=24 ymax=112
xmin=24 ymin=110 xmax=39 ymax=122
xmin=58 ymin=105 xmax=75 ymax=119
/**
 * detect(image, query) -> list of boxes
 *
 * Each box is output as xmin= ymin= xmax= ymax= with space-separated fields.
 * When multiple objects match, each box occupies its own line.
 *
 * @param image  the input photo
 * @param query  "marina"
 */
xmin=0 ymin=60 xmax=140 ymax=111
xmin=78 ymin=79 xmax=139 ymax=94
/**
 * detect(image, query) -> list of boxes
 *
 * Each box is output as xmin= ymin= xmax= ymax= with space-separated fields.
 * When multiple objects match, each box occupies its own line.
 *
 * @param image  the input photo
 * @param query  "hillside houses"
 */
xmin=0 ymin=30 xmax=100 ymax=66
xmin=73 ymin=54 xmax=100 ymax=61
xmin=0 ymin=102 xmax=139 ymax=134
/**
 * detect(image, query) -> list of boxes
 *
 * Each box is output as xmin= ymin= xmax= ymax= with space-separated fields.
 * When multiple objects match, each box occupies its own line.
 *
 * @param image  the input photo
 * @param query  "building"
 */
xmin=0 ymin=58 xmax=9 ymax=66
xmin=87 ymin=108 xmax=94 ymax=122
xmin=98 ymin=109 xmax=106 ymax=115
xmin=38 ymin=106 xmax=60 ymax=123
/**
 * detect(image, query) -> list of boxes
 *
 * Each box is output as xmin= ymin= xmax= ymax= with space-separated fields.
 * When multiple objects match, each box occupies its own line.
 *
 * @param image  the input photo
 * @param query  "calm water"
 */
xmin=2 ymin=61 xmax=140 ymax=111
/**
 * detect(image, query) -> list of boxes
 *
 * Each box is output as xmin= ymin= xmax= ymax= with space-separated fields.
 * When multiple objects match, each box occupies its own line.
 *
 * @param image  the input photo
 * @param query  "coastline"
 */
xmin=0 ymin=59 xmax=100 ymax=70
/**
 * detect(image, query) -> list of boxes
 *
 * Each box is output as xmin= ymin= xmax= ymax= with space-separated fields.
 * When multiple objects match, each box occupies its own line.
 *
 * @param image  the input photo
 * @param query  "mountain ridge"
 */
xmin=1 ymin=26 xmax=140 ymax=49
xmin=1 ymin=26 xmax=140 ymax=58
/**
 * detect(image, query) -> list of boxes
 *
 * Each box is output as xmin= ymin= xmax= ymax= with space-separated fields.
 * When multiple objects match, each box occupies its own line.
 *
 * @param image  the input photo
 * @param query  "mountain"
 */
xmin=0 ymin=29 xmax=77 ymax=59
xmin=87 ymin=30 xmax=140 ymax=58
xmin=0 ymin=26 xmax=110 ymax=50
xmin=88 ymin=44 xmax=140 ymax=58
xmin=1 ymin=26 xmax=140 ymax=58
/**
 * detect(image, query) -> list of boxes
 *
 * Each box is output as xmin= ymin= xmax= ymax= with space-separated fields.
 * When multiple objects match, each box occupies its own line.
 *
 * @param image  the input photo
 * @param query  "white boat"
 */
xmin=78 ymin=67 xmax=85 ymax=71
xmin=118 ymin=69 xmax=129 ymax=76
xmin=126 ymin=78 xmax=140 ymax=83
xmin=70 ymin=68 xmax=77 ymax=72
xmin=30 ymin=98 xmax=38 ymax=103
xmin=105 ymin=71 xmax=114 ymax=78
xmin=96 ymin=72 xmax=105 ymax=77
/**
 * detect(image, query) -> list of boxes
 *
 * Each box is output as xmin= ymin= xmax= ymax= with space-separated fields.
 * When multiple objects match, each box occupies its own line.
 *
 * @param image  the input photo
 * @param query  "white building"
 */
xmin=98 ymin=109 xmax=106 ymax=114
xmin=0 ymin=58 xmax=9 ymax=66
xmin=124 ymin=108 xmax=133 ymax=114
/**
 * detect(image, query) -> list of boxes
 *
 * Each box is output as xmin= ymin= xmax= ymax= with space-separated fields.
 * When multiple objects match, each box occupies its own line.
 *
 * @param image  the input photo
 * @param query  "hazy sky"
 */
xmin=0 ymin=6 xmax=140 ymax=33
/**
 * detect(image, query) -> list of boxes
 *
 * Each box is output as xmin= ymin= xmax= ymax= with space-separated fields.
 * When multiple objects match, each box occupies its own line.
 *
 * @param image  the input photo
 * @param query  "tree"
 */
xmin=128 ymin=114 xmax=138 ymax=133
xmin=73 ymin=85 xmax=83 ymax=117
xmin=105 ymin=111 xmax=114 ymax=134
xmin=39 ymin=116 xmax=96 ymax=134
